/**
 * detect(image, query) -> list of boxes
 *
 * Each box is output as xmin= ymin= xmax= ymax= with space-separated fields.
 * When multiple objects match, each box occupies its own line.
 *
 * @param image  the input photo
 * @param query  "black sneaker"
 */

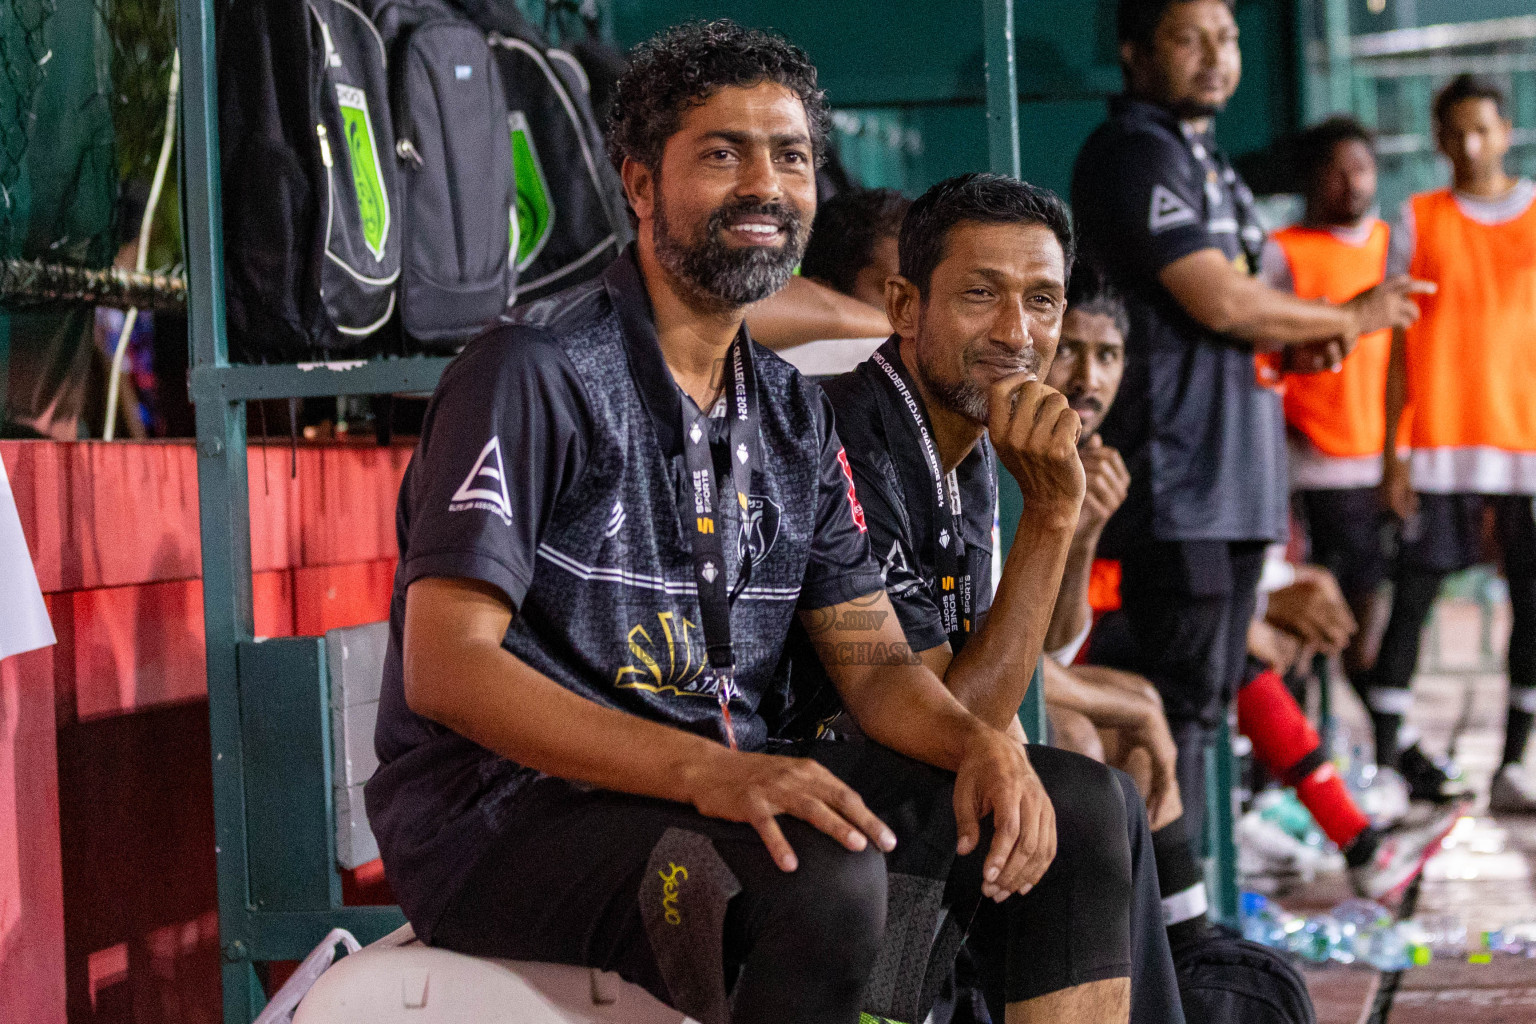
xmin=1397 ymin=743 xmax=1468 ymax=804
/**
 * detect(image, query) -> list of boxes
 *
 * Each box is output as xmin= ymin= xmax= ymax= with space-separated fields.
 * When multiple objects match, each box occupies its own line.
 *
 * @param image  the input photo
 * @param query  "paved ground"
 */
xmin=1273 ymin=599 xmax=1536 ymax=1024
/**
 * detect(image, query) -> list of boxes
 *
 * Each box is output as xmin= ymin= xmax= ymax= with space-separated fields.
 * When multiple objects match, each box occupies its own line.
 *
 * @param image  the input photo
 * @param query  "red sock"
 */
xmin=1295 ymin=762 xmax=1371 ymax=848
xmin=1237 ymin=670 xmax=1371 ymax=849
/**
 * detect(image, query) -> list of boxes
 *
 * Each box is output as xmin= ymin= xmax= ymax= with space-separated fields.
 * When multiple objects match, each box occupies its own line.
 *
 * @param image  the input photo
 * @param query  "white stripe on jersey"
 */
xmin=537 ymin=543 xmax=803 ymax=601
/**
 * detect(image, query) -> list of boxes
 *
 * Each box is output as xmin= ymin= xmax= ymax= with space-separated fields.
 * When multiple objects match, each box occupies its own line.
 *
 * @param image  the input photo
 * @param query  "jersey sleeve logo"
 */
xmin=836 ymin=447 xmax=868 ymax=533
xmin=1149 ymin=183 xmax=1199 ymax=233
xmin=449 ymin=436 xmax=514 ymax=524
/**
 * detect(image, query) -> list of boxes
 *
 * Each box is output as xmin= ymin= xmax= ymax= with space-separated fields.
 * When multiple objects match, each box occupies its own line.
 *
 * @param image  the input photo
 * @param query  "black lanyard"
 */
xmin=680 ymin=336 xmax=760 ymax=748
xmin=871 ymin=347 xmax=973 ymax=637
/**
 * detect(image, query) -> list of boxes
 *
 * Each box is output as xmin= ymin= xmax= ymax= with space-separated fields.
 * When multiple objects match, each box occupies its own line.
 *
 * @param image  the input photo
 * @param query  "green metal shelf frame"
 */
xmin=176 ymin=0 xmax=1071 ymax=1019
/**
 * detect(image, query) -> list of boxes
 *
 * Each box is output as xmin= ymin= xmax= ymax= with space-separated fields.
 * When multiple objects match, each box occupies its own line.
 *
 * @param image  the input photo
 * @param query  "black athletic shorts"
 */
xmin=1396 ymin=493 xmax=1536 ymax=577
xmin=1293 ymin=487 xmax=1390 ymax=598
xmin=428 ymin=739 xmax=1133 ymax=1024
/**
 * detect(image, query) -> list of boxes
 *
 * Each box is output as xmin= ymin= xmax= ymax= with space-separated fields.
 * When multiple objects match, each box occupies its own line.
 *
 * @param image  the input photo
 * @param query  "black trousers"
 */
xmin=430 ymin=740 xmax=1135 ymax=1024
xmin=1092 ymin=540 xmax=1268 ymax=849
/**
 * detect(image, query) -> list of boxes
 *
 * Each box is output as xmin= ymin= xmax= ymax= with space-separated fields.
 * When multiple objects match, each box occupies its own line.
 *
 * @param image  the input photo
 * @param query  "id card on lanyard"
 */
xmin=871 ymin=348 xmax=973 ymax=638
xmin=680 ymin=337 xmax=761 ymax=749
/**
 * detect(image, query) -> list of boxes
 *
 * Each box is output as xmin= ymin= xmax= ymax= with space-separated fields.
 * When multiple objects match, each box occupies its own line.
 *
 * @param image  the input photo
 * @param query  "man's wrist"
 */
xmin=674 ymin=743 xmax=734 ymax=806
xmin=1013 ymin=495 xmax=1081 ymax=536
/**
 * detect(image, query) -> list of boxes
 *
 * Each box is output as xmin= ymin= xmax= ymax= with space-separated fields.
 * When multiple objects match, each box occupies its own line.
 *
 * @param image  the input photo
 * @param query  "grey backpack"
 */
xmin=367 ymin=0 xmax=517 ymax=351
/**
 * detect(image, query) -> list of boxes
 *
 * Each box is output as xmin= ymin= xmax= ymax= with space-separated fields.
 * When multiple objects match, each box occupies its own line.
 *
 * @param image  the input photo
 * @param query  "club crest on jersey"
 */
xmin=449 ymin=437 xmax=513 ymax=523
xmin=1149 ymin=183 xmax=1198 ymax=233
xmin=739 ymin=494 xmax=782 ymax=564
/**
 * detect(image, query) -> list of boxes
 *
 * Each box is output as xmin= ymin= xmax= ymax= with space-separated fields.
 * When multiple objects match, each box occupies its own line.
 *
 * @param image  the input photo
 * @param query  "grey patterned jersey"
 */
xmin=366 ymin=248 xmax=884 ymax=936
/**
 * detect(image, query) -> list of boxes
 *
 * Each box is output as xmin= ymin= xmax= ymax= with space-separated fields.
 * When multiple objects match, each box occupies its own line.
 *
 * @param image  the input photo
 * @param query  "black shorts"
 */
xmin=1396 ymin=493 xmax=1536 ymax=577
xmin=1293 ymin=487 xmax=1390 ymax=599
xmin=428 ymin=740 xmax=1133 ymax=1024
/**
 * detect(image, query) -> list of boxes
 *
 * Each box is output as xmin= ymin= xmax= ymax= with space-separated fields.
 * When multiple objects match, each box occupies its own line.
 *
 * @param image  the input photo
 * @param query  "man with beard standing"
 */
xmin=367 ymin=21 xmax=1136 ymax=1024
xmin=1071 ymin=0 xmax=1430 ymax=848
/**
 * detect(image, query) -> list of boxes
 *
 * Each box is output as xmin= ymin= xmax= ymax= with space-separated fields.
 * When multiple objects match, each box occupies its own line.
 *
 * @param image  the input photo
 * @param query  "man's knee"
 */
xmin=749 ymin=819 xmax=888 ymax=953
xmin=1031 ymin=748 xmax=1133 ymax=899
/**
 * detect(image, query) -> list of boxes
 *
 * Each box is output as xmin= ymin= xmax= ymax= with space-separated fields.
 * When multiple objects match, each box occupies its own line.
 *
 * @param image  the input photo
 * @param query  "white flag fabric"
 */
xmin=0 ymin=450 xmax=53 ymax=660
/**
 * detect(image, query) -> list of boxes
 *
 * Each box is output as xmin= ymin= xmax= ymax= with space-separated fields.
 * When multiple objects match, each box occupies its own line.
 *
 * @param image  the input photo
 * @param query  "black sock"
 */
xmin=1372 ymin=711 xmax=1404 ymax=767
xmin=1152 ymin=815 xmax=1208 ymax=949
xmin=1344 ymin=825 xmax=1381 ymax=869
xmin=1503 ymin=707 xmax=1535 ymax=768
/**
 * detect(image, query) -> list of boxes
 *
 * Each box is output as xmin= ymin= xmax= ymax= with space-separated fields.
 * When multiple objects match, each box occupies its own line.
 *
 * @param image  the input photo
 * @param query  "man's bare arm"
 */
xmin=944 ymin=377 xmax=1084 ymax=730
xmin=1381 ymin=326 xmax=1417 ymax=520
xmin=801 ymin=592 xmax=1055 ymax=900
xmin=1160 ymin=248 xmax=1431 ymax=354
xmin=405 ymin=576 xmax=897 ymax=871
xmin=744 ymin=275 xmax=891 ymax=349
xmin=1045 ymin=436 xmax=1128 ymax=652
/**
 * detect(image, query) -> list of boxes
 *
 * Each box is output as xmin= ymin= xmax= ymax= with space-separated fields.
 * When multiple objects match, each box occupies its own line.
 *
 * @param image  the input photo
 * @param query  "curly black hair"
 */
xmin=800 ymin=188 xmax=911 ymax=296
xmin=1066 ymin=260 xmax=1130 ymax=341
xmin=606 ymin=20 xmax=831 ymax=175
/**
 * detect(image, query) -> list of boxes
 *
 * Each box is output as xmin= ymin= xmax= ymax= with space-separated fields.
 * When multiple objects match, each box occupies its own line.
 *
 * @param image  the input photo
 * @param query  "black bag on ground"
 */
xmin=365 ymin=0 xmax=516 ymax=351
xmin=446 ymin=1 xmax=633 ymax=302
xmin=1175 ymin=927 xmax=1317 ymax=1024
xmin=219 ymin=0 xmax=402 ymax=362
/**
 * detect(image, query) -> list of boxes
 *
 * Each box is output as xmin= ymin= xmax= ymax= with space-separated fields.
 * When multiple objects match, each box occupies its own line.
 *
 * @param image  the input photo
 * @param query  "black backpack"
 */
xmin=1175 ymin=927 xmax=1317 ymax=1024
xmin=447 ymin=1 xmax=633 ymax=302
xmin=365 ymin=0 xmax=516 ymax=351
xmin=219 ymin=0 xmax=403 ymax=362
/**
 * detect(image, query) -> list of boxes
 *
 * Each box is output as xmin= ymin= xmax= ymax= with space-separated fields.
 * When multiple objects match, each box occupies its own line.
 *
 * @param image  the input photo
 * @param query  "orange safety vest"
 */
xmin=1272 ymin=222 xmax=1394 ymax=458
xmin=1404 ymin=189 xmax=1536 ymax=490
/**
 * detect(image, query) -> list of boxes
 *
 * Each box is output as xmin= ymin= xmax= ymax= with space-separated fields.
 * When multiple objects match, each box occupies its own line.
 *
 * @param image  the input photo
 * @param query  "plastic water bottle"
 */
xmin=1331 ymin=900 xmax=1426 ymax=970
xmin=1401 ymin=913 xmax=1467 ymax=958
xmin=1240 ymin=891 xmax=1299 ymax=949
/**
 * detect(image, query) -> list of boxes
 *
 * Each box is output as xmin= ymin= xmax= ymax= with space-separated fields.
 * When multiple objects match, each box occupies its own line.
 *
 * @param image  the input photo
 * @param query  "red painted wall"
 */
xmin=0 ymin=439 xmax=409 ymax=1023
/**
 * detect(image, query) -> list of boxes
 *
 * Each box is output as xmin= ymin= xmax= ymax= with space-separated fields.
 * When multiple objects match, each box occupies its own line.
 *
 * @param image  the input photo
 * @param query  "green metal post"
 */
xmin=1206 ymin=719 xmax=1240 ymax=927
xmin=983 ymin=0 xmax=1021 ymax=180
xmin=175 ymin=0 xmax=265 ymax=1019
xmin=983 ymin=0 xmax=1046 ymax=742
xmin=1323 ymin=0 xmax=1353 ymax=115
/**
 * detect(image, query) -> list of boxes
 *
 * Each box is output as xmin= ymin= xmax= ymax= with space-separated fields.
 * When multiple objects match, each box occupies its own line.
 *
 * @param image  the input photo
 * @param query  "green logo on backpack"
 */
xmin=509 ymin=110 xmax=553 ymax=270
xmin=335 ymin=83 xmax=390 ymax=263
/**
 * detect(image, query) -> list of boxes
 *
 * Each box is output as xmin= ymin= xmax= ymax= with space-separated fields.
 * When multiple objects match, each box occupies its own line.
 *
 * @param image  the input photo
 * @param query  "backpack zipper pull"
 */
xmin=315 ymin=123 xmax=333 ymax=168
xmin=396 ymin=138 xmax=424 ymax=168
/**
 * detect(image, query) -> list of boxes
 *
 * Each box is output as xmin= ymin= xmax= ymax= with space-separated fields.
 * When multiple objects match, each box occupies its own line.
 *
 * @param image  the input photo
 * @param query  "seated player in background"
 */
xmin=800 ymin=186 xmax=910 ymax=308
xmin=370 ymin=22 xmax=1136 ymax=1024
xmin=802 ymin=175 xmax=1185 ymax=1024
xmin=1371 ymin=74 xmax=1536 ymax=811
xmin=1049 ymin=271 xmax=1453 ymax=904
xmin=1257 ymin=115 xmax=1403 ymax=778
xmin=1241 ymin=552 xmax=1464 ymax=901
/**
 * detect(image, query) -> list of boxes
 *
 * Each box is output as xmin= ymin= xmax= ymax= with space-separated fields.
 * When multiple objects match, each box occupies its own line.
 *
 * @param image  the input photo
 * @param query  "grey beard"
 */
xmin=653 ymin=196 xmax=805 ymax=307
xmin=928 ymin=376 xmax=991 ymax=423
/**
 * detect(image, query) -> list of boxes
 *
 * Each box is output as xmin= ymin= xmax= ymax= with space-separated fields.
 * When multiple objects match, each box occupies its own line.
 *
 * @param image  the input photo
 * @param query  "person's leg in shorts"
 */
xmin=1492 ymin=495 xmax=1536 ymax=771
xmin=431 ymin=740 xmax=1135 ymax=1024
xmin=1112 ymin=540 xmax=1265 ymax=853
xmin=963 ymin=748 xmax=1143 ymax=1021
xmin=1295 ymin=487 xmax=1392 ymax=685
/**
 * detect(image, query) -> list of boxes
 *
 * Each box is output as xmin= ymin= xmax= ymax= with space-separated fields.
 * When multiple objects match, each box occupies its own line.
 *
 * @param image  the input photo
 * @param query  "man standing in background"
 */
xmin=1071 ymin=0 xmax=1428 ymax=846
xmin=1370 ymin=75 xmax=1536 ymax=811
xmin=1259 ymin=116 xmax=1402 ymax=738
